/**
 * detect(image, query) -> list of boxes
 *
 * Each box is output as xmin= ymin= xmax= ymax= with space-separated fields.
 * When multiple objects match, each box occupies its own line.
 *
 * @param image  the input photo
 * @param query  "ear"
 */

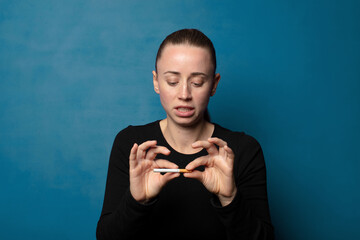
xmin=210 ymin=73 xmax=221 ymax=96
xmin=153 ymin=70 xmax=160 ymax=94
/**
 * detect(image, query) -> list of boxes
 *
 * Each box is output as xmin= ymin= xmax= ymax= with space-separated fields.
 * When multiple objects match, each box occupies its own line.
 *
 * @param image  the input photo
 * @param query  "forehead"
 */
xmin=157 ymin=44 xmax=213 ymax=74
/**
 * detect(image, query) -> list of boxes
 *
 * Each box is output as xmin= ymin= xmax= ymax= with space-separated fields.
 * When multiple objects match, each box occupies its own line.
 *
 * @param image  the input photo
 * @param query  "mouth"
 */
xmin=174 ymin=106 xmax=195 ymax=117
xmin=176 ymin=107 xmax=194 ymax=112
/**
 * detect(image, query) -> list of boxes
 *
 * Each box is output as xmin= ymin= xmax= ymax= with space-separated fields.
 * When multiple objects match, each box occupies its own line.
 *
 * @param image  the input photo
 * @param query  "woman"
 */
xmin=96 ymin=29 xmax=274 ymax=240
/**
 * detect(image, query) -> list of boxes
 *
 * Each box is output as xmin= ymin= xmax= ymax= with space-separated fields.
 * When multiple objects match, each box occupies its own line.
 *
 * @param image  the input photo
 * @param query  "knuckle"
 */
xmin=138 ymin=144 xmax=146 ymax=150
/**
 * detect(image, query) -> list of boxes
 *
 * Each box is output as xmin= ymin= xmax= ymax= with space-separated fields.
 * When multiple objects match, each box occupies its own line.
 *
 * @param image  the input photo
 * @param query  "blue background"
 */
xmin=1 ymin=0 xmax=359 ymax=239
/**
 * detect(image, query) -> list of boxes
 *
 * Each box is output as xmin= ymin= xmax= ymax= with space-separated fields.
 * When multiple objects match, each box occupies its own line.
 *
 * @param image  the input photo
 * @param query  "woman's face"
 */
xmin=153 ymin=44 xmax=220 ymax=127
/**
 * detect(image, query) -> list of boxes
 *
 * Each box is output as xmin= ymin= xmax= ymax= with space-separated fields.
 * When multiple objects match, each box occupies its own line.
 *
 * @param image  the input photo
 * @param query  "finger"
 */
xmin=208 ymin=137 xmax=228 ymax=155
xmin=192 ymin=140 xmax=218 ymax=155
xmin=129 ymin=143 xmax=138 ymax=167
xmin=208 ymin=137 xmax=227 ymax=147
xmin=146 ymin=146 xmax=171 ymax=160
xmin=154 ymin=159 xmax=179 ymax=169
xmin=224 ymin=145 xmax=235 ymax=163
xmin=192 ymin=140 xmax=211 ymax=149
xmin=185 ymin=155 xmax=209 ymax=171
xmin=136 ymin=140 xmax=157 ymax=160
xmin=183 ymin=170 xmax=203 ymax=181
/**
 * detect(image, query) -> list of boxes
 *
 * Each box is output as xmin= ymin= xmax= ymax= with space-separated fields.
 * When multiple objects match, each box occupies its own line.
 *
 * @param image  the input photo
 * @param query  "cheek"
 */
xmin=194 ymin=90 xmax=211 ymax=106
xmin=158 ymin=88 xmax=174 ymax=107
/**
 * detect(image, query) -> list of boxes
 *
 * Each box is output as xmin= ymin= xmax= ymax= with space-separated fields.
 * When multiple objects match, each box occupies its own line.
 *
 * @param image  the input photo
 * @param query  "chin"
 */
xmin=171 ymin=115 xmax=203 ymax=128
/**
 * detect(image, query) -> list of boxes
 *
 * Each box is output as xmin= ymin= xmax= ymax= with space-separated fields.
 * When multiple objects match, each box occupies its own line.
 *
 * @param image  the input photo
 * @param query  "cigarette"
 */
xmin=153 ymin=168 xmax=192 ymax=173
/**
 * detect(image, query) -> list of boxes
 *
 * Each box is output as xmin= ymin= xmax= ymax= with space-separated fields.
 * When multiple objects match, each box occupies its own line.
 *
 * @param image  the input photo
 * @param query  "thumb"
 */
xmin=183 ymin=170 xmax=203 ymax=182
xmin=160 ymin=172 xmax=180 ymax=186
xmin=184 ymin=156 xmax=209 ymax=181
xmin=153 ymin=159 xmax=180 ymax=186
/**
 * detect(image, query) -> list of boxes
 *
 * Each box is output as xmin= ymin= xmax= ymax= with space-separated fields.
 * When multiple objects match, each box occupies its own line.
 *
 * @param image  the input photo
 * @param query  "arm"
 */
xmin=213 ymin=136 xmax=274 ymax=240
xmin=96 ymin=127 xmax=179 ymax=240
xmin=185 ymin=135 xmax=274 ymax=239
xmin=96 ymin=128 xmax=149 ymax=239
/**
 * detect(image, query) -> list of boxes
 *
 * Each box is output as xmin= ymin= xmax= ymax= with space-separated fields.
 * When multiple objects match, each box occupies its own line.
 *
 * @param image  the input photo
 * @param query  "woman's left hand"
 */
xmin=184 ymin=137 xmax=237 ymax=206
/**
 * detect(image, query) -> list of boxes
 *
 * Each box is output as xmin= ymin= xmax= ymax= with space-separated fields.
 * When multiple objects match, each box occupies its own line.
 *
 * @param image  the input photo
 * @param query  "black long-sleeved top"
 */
xmin=96 ymin=120 xmax=274 ymax=240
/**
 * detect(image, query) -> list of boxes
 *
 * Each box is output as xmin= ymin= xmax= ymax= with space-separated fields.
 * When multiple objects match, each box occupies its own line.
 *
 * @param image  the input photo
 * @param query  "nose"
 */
xmin=178 ymin=82 xmax=192 ymax=101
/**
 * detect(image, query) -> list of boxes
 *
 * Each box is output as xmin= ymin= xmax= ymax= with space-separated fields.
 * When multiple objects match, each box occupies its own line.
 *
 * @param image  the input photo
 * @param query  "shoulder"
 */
xmin=110 ymin=120 xmax=161 ymax=159
xmin=213 ymin=123 xmax=261 ymax=151
xmin=114 ymin=120 xmax=160 ymax=144
xmin=213 ymin=123 xmax=266 ymax=177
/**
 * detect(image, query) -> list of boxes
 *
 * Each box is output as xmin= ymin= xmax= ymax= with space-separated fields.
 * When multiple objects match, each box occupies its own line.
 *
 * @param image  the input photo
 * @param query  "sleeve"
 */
xmin=96 ymin=127 xmax=157 ymax=240
xmin=210 ymin=134 xmax=275 ymax=240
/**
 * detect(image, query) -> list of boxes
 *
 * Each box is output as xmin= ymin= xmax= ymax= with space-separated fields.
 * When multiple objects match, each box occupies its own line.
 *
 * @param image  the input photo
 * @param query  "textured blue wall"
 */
xmin=1 ymin=0 xmax=359 ymax=239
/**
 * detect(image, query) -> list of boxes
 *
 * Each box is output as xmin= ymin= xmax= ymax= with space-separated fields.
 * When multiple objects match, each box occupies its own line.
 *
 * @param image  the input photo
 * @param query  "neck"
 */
xmin=160 ymin=118 xmax=214 ymax=154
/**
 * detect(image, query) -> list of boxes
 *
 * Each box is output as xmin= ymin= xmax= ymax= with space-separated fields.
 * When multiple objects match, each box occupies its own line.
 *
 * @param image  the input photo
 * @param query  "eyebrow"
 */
xmin=163 ymin=71 xmax=208 ymax=77
xmin=163 ymin=71 xmax=180 ymax=75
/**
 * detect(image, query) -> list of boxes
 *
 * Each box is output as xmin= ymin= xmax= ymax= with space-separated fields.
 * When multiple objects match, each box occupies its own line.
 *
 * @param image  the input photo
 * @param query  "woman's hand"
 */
xmin=184 ymin=137 xmax=237 ymax=206
xmin=129 ymin=140 xmax=180 ymax=203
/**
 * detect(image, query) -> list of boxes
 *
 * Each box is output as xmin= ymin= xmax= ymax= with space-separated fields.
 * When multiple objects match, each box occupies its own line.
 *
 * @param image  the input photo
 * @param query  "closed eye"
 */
xmin=192 ymin=82 xmax=204 ymax=87
xmin=191 ymin=77 xmax=205 ymax=87
xmin=167 ymin=81 xmax=178 ymax=86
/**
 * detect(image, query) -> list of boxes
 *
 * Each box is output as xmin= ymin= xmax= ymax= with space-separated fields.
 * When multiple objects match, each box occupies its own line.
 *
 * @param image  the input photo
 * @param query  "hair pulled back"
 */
xmin=155 ymin=29 xmax=217 ymax=75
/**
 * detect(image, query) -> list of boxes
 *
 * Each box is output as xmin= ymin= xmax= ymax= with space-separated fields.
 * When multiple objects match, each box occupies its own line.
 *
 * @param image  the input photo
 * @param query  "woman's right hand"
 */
xmin=129 ymin=140 xmax=179 ymax=203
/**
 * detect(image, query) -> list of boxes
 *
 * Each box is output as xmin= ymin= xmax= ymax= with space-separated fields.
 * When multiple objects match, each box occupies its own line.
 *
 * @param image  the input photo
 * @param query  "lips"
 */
xmin=177 ymin=107 xmax=193 ymax=112
xmin=174 ymin=106 xmax=195 ymax=117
